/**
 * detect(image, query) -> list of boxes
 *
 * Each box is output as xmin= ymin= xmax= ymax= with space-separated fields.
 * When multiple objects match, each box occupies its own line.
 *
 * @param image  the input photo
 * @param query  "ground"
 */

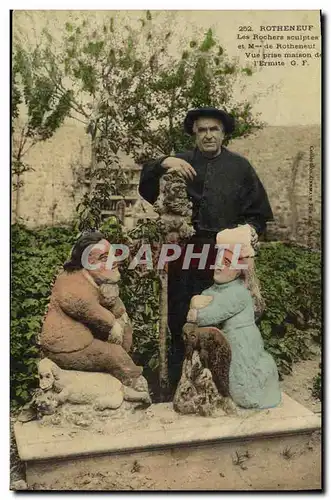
xmin=280 ymin=353 xmax=321 ymax=414
xmin=10 ymin=352 xmax=321 ymax=491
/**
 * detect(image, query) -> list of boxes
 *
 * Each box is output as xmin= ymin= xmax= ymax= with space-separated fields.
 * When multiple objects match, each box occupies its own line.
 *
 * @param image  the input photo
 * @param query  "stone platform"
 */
xmin=14 ymin=392 xmax=321 ymax=490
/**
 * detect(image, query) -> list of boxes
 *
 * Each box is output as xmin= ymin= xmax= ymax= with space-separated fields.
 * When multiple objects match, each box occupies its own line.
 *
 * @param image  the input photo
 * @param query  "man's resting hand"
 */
xmin=161 ymin=157 xmax=196 ymax=181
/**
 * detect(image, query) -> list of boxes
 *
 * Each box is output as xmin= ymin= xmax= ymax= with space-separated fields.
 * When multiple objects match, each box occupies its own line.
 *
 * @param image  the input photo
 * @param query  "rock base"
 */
xmin=14 ymin=393 xmax=321 ymax=491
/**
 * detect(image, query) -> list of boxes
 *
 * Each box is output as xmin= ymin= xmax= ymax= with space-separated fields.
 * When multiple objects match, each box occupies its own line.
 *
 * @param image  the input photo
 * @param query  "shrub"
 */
xmin=11 ymin=224 xmax=76 ymax=407
xmin=256 ymin=242 xmax=321 ymax=376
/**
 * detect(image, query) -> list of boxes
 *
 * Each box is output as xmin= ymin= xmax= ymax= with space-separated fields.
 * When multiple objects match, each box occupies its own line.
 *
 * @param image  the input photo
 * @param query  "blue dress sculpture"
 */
xmin=194 ymin=278 xmax=281 ymax=409
xmin=187 ymin=225 xmax=281 ymax=410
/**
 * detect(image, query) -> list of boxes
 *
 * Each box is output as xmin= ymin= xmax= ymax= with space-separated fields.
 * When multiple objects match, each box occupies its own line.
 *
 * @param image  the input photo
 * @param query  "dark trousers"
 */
xmin=167 ymin=233 xmax=217 ymax=385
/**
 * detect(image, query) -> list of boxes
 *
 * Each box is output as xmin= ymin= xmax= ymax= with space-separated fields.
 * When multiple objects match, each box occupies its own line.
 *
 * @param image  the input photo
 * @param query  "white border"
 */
xmin=2 ymin=4 xmax=327 ymax=498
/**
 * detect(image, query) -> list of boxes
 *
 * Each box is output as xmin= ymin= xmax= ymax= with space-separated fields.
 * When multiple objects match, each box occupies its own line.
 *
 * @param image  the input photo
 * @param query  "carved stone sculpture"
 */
xmin=185 ymin=227 xmax=281 ymax=409
xmin=182 ymin=322 xmax=232 ymax=398
xmin=39 ymin=231 xmax=150 ymax=393
xmin=33 ymin=358 xmax=151 ymax=418
xmin=173 ymin=350 xmax=235 ymax=416
xmin=153 ymin=171 xmax=195 ymax=243
xmin=173 ymin=317 xmax=236 ymax=416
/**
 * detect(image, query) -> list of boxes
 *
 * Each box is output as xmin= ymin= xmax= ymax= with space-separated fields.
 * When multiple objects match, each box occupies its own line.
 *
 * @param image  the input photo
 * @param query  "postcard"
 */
xmin=11 ymin=10 xmax=322 ymax=492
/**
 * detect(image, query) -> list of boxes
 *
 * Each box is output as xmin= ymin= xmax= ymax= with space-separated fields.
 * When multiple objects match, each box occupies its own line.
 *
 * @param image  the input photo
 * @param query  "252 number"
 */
xmin=238 ymin=26 xmax=253 ymax=31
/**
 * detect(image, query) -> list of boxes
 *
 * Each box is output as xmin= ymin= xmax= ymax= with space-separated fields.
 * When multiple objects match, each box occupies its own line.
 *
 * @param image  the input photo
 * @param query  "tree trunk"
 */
xmin=90 ymin=130 xmax=98 ymax=194
xmin=158 ymin=266 xmax=169 ymax=400
xmin=14 ymin=174 xmax=21 ymax=222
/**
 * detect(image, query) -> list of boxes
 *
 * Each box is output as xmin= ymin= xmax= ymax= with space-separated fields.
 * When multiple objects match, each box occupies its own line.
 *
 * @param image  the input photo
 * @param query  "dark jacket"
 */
xmin=138 ymin=147 xmax=273 ymax=236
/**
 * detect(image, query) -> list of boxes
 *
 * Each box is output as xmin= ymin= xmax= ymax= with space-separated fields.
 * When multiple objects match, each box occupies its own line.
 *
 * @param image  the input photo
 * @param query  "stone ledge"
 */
xmin=14 ymin=393 xmax=321 ymax=462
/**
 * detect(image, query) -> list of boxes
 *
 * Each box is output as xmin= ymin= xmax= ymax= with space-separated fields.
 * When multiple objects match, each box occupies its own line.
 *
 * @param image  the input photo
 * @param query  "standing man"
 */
xmin=139 ymin=107 xmax=273 ymax=387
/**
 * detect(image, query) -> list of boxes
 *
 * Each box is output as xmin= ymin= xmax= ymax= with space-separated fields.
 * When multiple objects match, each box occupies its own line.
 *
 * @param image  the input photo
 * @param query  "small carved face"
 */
xmin=38 ymin=367 xmax=55 ymax=391
xmin=183 ymin=324 xmax=198 ymax=360
xmin=99 ymin=283 xmax=119 ymax=307
xmin=195 ymin=368 xmax=212 ymax=388
xmin=183 ymin=324 xmax=197 ymax=343
xmin=34 ymin=392 xmax=58 ymax=416
xmin=214 ymin=250 xmax=241 ymax=284
xmin=186 ymin=332 xmax=198 ymax=346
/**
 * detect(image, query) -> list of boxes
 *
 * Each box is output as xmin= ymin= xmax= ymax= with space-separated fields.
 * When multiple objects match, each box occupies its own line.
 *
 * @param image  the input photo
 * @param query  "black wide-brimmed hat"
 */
xmin=184 ymin=107 xmax=235 ymax=136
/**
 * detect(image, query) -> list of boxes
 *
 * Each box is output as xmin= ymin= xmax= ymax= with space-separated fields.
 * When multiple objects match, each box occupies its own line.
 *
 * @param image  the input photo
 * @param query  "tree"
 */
xmin=12 ymin=43 xmax=72 ymax=220
xmin=22 ymin=11 xmax=263 ymax=229
xmin=118 ymin=22 xmax=262 ymax=163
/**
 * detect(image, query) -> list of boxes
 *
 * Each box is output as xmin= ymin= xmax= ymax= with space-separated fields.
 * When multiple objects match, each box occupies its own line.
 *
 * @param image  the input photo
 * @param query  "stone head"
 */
xmin=34 ymin=389 xmax=59 ymax=416
xmin=214 ymin=225 xmax=254 ymax=284
xmin=213 ymin=248 xmax=243 ymax=284
xmin=38 ymin=358 xmax=61 ymax=391
xmin=64 ymin=231 xmax=121 ymax=285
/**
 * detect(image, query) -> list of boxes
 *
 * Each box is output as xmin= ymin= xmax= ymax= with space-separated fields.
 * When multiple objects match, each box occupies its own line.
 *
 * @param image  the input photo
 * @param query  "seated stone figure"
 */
xmin=186 ymin=227 xmax=281 ymax=410
xmin=40 ymin=231 xmax=148 ymax=393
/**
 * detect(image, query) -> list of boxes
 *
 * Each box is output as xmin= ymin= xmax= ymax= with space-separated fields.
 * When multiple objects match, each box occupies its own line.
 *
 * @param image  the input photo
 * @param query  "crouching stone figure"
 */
xmin=39 ymin=231 xmax=150 ymax=398
xmin=33 ymin=358 xmax=151 ymax=417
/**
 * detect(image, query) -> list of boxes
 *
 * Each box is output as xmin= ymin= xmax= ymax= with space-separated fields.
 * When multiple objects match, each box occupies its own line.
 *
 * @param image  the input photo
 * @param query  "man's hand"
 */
xmin=161 ymin=157 xmax=196 ymax=181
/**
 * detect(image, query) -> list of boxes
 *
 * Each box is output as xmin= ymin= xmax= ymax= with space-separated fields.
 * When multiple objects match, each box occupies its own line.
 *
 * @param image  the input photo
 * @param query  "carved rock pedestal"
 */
xmin=18 ymin=358 xmax=151 ymax=431
xmin=173 ymin=351 xmax=237 ymax=417
xmin=14 ymin=394 xmax=321 ymax=490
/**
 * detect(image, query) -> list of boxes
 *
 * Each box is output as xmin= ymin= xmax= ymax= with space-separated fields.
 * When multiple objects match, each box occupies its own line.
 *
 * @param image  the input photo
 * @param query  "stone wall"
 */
xmin=12 ymin=11 xmax=321 ymax=245
xmin=12 ymin=123 xmax=321 ymax=248
xmin=229 ymin=125 xmax=321 ymax=247
xmin=12 ymin=120 xmax=90 ymax=227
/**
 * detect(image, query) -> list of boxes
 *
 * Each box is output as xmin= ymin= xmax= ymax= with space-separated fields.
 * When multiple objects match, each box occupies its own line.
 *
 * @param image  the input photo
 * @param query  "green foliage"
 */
xmin=12 ymin=64 xmax=22 ymax=126
xmin=13 ymin=45 xmax=72 ymax=140
xmin=19 ymin=15 xmax=263 ymax=224
xmin=199 ymin=28 xmax=216 ymax=52
xmin=12 ymin=43 xmax=72 ymax=196
xmin=256 ymin=243 xmax=321 ymax=376
xmin=11 ymin=224 xmax=77 ymax=407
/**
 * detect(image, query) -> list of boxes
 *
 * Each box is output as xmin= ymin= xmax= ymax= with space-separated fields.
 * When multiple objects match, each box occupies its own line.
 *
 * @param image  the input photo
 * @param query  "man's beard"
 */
xmin=99 ymin=283 xmax=119 ymax=308
xmin=93 ymin=275 xmax=117 ymax=286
